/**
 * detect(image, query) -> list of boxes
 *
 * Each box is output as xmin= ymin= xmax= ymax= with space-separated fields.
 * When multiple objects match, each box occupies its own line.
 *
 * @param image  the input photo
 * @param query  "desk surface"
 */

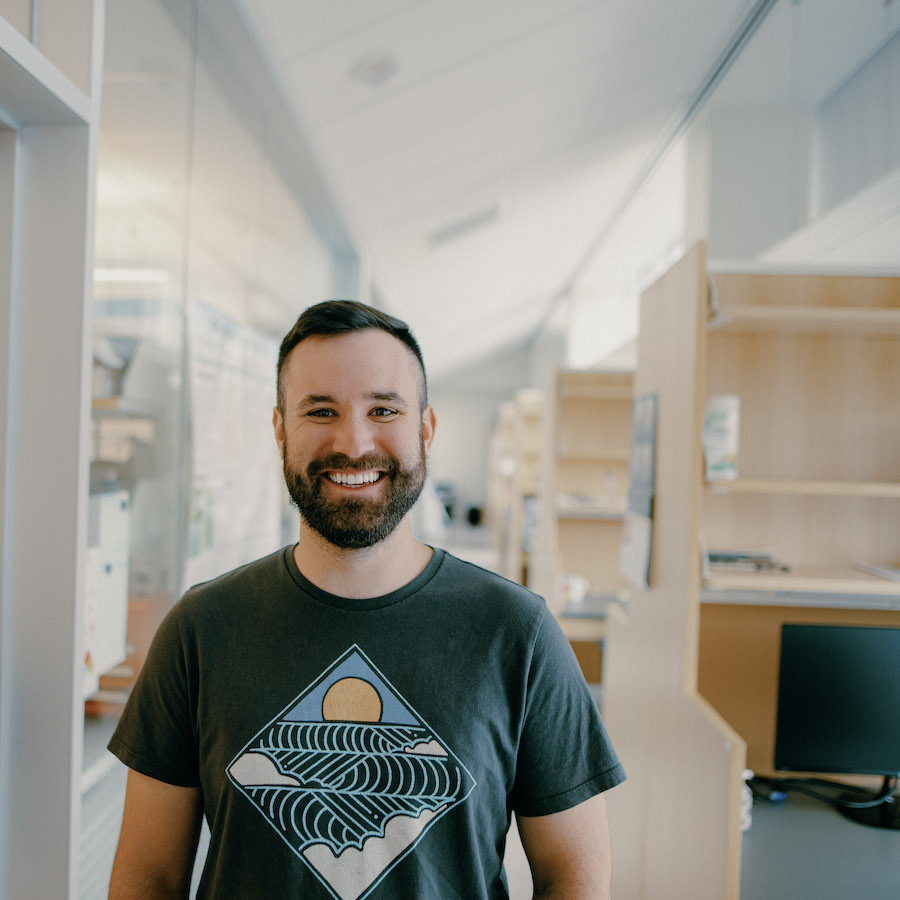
xmin=741 ymin=791 xmax=900 ymax=899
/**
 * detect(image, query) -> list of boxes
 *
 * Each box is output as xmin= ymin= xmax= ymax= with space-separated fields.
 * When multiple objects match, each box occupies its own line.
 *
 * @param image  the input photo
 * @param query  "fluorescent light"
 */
xmin=94 ymin=267 xmax=169 ymax=284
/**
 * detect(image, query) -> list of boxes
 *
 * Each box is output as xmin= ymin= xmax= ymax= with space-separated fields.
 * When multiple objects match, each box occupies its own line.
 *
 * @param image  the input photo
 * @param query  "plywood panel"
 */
xmin=709 ymin=305 xmax=900 ymax=335
xmin=604 ymin=243 xmax=745 ymax=900
xmin=559 ymin=370 xmax=634 ymax=397
xmin=558 ymin=395 xmax=633 ymax=457
xmin=702 ymin=492 xmax=900 ymax=571
xmin=558 ymin=457 xmax=629 ymax=499
xmin=711 ymin=271 xmax=900 ymax=311
xmin=558 ymin=518 xmax=628 ymax=593
xmin=706 ymin=333 xmax=900 ymax=482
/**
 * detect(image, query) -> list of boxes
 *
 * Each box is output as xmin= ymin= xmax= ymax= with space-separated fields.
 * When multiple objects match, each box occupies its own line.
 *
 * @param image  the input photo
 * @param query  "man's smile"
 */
xmin=324 ymin=469 xmax=385 ymax=487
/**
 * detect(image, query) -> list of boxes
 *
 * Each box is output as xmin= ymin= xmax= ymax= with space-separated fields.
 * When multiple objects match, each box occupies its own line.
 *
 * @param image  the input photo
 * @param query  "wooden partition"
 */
xmin=696 ymin=265 xmax=900 ymax=778
xmin=605 ymin=243 xmax=900 ymax=897
xmin=604 ymin=243 xmax=746 ymax=899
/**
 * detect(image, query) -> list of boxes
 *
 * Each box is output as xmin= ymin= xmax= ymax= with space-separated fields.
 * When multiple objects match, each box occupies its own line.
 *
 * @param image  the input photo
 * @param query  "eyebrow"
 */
xmin=367 ymin=391 xmax=407 ymax=405
xmin=294 ymin=391 xmax=409 ymax=412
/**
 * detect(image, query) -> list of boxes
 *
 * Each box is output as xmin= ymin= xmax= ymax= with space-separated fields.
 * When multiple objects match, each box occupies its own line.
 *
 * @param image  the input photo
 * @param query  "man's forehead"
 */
xmin=282 ymin=331 xmax=422 ymax=396
xmin=286 ymin=330 xmax=416 ymax=369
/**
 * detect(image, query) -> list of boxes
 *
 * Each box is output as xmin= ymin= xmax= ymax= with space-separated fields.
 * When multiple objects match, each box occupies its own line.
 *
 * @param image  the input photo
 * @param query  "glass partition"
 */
xmin=81 ymin=2 xmax=195 ymax=893
xmin=81 ymin=0 xmax=340 ymax=891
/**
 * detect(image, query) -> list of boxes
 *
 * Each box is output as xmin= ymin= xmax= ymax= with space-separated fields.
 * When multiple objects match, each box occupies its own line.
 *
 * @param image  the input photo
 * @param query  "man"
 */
xmin=108 ymin=300 xmax=625 ymax=899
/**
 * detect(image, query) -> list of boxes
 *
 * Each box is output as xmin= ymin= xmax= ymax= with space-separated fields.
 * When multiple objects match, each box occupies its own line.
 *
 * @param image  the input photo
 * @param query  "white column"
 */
xmin=0 ymin=8 xmax=101 ymax=896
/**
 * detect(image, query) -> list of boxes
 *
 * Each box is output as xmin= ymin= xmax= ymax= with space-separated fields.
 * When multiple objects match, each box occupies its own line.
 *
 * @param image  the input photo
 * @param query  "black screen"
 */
xmin=774 ymin=624 xmax=900 ymax=777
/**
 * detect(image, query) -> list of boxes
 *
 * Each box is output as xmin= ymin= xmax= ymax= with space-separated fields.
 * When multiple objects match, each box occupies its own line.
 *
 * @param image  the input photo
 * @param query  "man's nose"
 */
xmin=331 ymin=414 xmax=376 ymax=459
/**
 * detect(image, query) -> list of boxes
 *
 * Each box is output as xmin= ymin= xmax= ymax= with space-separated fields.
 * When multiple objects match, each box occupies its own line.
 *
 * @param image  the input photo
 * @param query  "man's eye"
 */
xmin=371 ymin=407 xmax=397 ymax=418
xmin=307 ymin=409 xmax=335 ymax=418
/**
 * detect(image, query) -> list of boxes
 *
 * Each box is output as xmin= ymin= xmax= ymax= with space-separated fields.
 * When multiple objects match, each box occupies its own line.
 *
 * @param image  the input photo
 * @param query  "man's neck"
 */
xmin=293 ymin=520 xmax=433 ymax=600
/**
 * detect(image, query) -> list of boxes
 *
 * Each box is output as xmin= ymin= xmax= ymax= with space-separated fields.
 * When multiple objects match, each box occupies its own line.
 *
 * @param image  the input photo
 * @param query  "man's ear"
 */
xmin=273 ymin=406 xmax=285 ymax=455
xmin=421 ymin=405 xmax=436 ymax=454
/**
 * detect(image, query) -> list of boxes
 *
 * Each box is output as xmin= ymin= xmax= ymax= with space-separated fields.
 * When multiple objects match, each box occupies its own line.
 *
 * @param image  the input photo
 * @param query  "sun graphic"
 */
xmin=322 ymin=677 xmax=383 ymax=723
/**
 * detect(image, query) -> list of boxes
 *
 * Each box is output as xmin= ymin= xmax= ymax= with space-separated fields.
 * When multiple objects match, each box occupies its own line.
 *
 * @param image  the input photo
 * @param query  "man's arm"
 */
xmin=516 ymin=793 xmax=612 ymax=900
xmin=108 ymin=769 xmax=203 ymax=899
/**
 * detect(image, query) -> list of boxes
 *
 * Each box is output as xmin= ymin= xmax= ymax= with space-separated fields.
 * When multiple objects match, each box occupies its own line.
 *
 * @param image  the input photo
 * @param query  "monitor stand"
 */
xmin=837 ymin=777 xmax=900 ymax=830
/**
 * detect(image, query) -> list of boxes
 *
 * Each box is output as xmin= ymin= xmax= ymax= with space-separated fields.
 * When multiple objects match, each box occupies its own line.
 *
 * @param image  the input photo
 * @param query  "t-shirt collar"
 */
xmin=282 ymin=544 xmax=445 ymax=611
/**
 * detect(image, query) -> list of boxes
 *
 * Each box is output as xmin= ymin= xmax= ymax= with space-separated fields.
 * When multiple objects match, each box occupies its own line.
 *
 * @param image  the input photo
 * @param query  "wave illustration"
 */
xmin=249 ymin=784 xmax=451 ymax=854
xmin=263 ymin=721 xmax=433 ymax=755
xmin=237 ymin=722 xmax=470 ymax=855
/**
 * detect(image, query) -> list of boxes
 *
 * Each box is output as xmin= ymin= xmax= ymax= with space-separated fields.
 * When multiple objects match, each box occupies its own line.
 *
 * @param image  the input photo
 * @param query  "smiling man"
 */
xmin=107 ymin=300 xmax=625 ymax=900
xmin=276 ymin=321 xmax=433 ymax=574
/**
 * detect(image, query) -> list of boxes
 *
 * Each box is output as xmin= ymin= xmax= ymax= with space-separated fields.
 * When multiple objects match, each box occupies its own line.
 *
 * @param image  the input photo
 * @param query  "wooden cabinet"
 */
xmin=698 ymin=602 xmax=900 ymax=777
xmin=531 ymin=370 xmax=632 ymax=639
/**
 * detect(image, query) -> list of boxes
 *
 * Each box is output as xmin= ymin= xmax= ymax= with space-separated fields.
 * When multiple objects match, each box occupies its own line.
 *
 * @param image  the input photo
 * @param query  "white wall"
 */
xmin=814 ymin=29 xmax=900 ymax=216
xmin=706 ymin=108 xmax=813 ymax=259
xmin=428 ymin=341 xmax=532 ymax=518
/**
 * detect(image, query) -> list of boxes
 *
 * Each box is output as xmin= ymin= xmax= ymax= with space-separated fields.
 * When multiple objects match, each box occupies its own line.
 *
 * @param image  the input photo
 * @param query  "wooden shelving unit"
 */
xmin=603 ymin=243 xmax=899 ymax=900
xmin=531 ymin=370 xmax=633 ymax=642
xmin=485 ymin=389 xmax=543 ymax=585
xmin=698 ymin=265 xmax=900 ymax=787
xmin=701 ymin=269 xmax=900 ymax=599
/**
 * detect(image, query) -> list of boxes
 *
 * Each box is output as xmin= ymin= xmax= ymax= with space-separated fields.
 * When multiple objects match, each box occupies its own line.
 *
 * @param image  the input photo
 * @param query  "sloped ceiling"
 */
xmin=230 ymin=0 xmax=899 ymax=379
xmin=230 ymin=0 xmax=755 ymax=378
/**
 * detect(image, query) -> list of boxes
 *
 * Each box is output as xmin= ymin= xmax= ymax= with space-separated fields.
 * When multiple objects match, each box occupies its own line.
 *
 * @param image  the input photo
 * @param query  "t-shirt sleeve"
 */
xmin=510 ymin=609 xmax=625 ymax=817
xmin=107 ymin=600 xmax=201 ymax=788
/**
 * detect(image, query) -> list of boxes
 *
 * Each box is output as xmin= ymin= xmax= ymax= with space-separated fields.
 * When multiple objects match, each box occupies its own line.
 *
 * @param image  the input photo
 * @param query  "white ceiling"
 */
xmin=227 ymin=0 xmax=899 ymax=379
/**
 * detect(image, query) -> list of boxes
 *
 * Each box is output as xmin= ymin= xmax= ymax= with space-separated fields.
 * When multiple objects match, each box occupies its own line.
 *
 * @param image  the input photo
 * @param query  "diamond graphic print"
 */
xmin=227 ymin=645 xmax=476 ymax=900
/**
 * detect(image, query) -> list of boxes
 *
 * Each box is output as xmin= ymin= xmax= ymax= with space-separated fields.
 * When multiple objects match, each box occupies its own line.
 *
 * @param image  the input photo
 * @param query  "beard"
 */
xmin=282 ymin=437 xmax=427 ymax=550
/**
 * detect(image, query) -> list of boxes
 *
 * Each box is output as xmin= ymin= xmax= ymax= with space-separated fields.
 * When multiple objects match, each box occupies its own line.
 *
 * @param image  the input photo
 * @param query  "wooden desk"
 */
xmin=698 ymin=597 xmax=900 ymax=775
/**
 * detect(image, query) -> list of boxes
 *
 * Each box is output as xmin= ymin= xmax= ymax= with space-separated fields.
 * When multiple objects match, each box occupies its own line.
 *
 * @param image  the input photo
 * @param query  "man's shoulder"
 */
xmin=433 ymin=549 xmax=546 ymax=609
xmin=181 ymin=545 xmax=291 ymax=607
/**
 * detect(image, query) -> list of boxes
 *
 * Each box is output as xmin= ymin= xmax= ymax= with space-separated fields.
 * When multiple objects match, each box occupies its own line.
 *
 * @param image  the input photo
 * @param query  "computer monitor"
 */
xmin=774 ymin=623 xmax=900 ymax=828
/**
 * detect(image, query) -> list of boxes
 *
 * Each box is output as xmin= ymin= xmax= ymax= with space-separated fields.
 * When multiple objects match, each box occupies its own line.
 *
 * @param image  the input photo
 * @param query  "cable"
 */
xmin=750 ymin=775 xmax=898 ymax=810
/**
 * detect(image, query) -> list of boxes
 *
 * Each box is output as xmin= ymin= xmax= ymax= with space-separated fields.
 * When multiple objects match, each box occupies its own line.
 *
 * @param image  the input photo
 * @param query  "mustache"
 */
xmin=305 ymin=453 xmax=401 ymax=478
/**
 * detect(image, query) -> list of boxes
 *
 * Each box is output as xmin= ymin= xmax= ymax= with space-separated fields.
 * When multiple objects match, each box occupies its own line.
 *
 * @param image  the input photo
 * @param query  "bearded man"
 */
xmin=108 ymin=300 xmax=625 ymax=900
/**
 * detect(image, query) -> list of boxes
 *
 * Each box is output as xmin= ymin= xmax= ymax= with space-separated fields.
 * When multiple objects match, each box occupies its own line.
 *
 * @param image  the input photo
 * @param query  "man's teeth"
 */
xmin=327 ymin=471 xmax=381 ymax=486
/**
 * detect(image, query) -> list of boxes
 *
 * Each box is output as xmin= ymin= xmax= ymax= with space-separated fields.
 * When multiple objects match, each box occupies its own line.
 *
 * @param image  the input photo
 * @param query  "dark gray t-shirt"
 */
xmin=109 ymin=546 xmax=625 ymax=899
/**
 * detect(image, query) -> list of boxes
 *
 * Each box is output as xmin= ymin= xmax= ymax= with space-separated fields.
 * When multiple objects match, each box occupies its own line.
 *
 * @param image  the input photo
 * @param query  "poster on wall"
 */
xmin=619 ymin=392 xmax=658 ymax=590
xmin=182 ymin=303 xmax=284 ymax=592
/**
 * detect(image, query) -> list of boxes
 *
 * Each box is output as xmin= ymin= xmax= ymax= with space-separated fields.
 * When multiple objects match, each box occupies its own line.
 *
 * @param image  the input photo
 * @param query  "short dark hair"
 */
xmin=276 ymin=300 xmax=428 ymax=413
